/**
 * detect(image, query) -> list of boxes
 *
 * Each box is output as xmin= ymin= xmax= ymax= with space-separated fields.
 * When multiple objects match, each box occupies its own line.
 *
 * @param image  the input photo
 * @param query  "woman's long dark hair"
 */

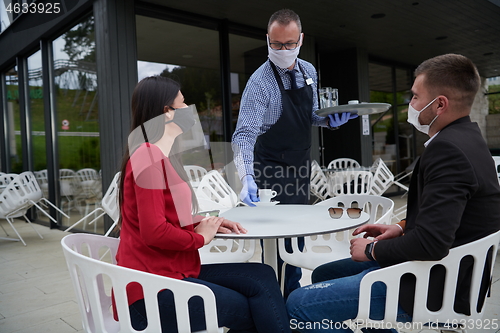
xmin=117 ymin=76 xmax=198 ymax=230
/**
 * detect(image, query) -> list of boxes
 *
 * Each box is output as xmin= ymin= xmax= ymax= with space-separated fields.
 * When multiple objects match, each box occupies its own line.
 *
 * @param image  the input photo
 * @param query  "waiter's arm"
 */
xmin=232 ymin=79 xmax=269 ymax=180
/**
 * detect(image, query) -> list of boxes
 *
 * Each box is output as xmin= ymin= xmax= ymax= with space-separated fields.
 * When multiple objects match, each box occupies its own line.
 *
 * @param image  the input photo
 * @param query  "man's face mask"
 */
xmin=407 ymin=97 xmax=439 ymax=135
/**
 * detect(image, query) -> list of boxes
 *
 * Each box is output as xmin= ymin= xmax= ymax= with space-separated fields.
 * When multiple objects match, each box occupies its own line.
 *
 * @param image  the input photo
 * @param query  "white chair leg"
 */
xmin=39 ymin=198 xmax=70 ymax=218
xmin=0 ymin=222 xmax=9 ymax=236
xmin=65 ymin=208 xmax=105 ymax=232
xmin=103 ymin=219 xmax=118 ymax=237
xmin=22 ymin=215 xmax=43 ymax=240
xmin=5 ymin=217 xmax=27 ymax=246
xmin=280 ymin=262 xmax=287 ymax=295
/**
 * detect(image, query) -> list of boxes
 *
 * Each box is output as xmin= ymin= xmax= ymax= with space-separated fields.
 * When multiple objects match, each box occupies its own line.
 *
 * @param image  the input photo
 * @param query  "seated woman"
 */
xmin=115 ymin=75 xmax=291 ymax=333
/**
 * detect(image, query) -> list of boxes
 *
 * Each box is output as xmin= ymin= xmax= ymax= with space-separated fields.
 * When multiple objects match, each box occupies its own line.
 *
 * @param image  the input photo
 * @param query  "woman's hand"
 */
xmin=195 ymin=216 xmax=224 ymax=245
xmin=217 ymin=219 xmax=247 ymax=235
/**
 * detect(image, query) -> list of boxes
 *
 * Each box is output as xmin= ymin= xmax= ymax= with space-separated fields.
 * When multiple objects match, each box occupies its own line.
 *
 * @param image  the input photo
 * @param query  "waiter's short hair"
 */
xmin=415 ymin=54 xmax=480 ymax=108
xmin=268 ymin=9 xmax=302 ymax=33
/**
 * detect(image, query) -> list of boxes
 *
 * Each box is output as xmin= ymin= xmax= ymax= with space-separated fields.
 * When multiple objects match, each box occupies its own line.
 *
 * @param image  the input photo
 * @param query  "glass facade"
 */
xmin=27 ymin=50 xmax=51 ymax=223
xmin=488 ymin=76 xmax=500 ymax=114
xmin=5 ymin=66 xmax=21 ymax=172
xmin=52 ymin=15 xmax=102 ymax=231
xmin=369 ymin=62 xmax=414 ymax=194
xmin=27 ymin=51 xmax=46 ymax=171
xmin=228 ymin=33 xmax=267 ymax=131
xmin=136 ymin=15 xmax=223 ymax=172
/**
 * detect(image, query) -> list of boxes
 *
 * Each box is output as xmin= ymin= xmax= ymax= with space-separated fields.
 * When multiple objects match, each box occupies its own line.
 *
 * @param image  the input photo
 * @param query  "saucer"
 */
xmin=251 ymin=201 xmax=280 ymax=207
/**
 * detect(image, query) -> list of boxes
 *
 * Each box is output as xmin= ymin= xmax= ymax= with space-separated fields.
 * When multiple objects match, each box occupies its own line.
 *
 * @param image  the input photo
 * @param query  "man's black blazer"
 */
xmin=375 ymin=116 xmax=500 ymax=315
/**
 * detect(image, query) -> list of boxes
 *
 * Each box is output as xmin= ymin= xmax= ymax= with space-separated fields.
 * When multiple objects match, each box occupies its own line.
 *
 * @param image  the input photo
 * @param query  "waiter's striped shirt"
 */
xmin=232 ymin=58 xmax=328 ymax=179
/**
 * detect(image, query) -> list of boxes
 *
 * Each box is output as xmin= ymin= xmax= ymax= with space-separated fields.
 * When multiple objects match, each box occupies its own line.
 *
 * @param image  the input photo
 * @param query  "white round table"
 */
xmin=219 ymin=204 xmax=369 ymax=274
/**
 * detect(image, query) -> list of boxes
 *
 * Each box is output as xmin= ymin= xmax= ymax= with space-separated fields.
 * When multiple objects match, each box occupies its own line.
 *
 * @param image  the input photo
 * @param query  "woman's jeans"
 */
xmin=129 ymin=262 xmax=291 ymax=333
xmin=286 ymin=259 xmax=412 ymax=333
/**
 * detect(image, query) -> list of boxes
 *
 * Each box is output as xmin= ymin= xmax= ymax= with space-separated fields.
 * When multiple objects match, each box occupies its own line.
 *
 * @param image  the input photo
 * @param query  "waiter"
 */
xmin=232 ymin=9 xmax=356 ymax=297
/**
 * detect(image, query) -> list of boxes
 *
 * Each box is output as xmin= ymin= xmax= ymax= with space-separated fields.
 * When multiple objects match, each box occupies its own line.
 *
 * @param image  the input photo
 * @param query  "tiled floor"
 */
xmin=0 ymin=197 xmax=499 ymax=333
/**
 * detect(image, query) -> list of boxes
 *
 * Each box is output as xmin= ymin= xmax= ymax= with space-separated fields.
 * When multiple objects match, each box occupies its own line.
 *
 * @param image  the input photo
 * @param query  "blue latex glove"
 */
xmin=240 ymin=175 xmax=259 ymax=207
xmin=328 ymin=112 xmax=358 ymax=127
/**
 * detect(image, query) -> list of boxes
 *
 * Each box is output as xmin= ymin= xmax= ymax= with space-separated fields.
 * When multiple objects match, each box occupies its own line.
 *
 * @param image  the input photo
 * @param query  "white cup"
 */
xmin=258 ymin=189 xmax=277 ymax=202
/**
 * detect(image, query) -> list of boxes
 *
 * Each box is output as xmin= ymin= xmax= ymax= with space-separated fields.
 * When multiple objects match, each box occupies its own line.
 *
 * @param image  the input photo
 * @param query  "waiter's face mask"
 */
xmin=267 ymin=36 xmax=301 ymax=69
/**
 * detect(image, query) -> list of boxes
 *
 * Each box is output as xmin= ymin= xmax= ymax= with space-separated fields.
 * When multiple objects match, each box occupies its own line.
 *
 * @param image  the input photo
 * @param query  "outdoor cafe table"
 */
xmin=219 ymin=204 xmax=370 ymax=276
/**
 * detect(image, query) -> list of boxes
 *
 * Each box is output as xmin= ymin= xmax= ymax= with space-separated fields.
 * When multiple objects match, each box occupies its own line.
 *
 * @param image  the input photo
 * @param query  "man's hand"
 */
xmin=217 ymin=218 xmax=247 ymax=235
xmin=353 ymin=223 xmax=403 ymax=241
xmin=195 ymin=216 xmax=224 ymax=245
xmin=240 ymin=175 xmax=259 ymax=206
xmin=328 ymin=112 xmax=358 ymax=127
xmin=350 ymin=238 xmax=372 ymax=262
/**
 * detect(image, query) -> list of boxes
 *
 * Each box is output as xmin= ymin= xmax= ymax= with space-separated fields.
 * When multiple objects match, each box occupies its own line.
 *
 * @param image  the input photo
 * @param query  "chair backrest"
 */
xmin=355 ymin=230 xmax=500 ymax=327
xmin=310 ymin=160 xmax=330 ymax=201
xmin=101 ymin=172 xmax=121 ymax=223
xmin=278 ymin=194 xmax=393 ymax=272
xmin=327 ymin=158 xmax=360 ymax=170
xmin=61 ymin=233 xmax=222 ymax=333
xmin=75 ymin=168 xmax=102 ymax=199
xmin=0 ymin=173 xmax=17 ymax=187
xmin=317 ymin=194 xmax=394 ymax=225
xmin=34 ymin=170 xmax=49 ymax=198
xmin=76 ymin=168 xmax=100 ymax=182
xmin=60 ymin=169 xmax=81 ymax=196
xmin=369 ymin=158 xmax=395 ymax=196
xmin=196 ymin=170 xmax=239 ymax=209
xmin=199 ymin=239 xmax=256 ymax=264
xmin=330 ymin=170 xmax=373 ymax=196
xmin=0 ymin=171 xmax=42 ymax=217
xmin=184 ymin=165 xmax=208 ymax=188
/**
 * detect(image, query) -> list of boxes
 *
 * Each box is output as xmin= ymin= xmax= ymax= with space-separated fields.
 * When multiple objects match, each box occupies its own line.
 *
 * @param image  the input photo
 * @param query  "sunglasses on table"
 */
xmin=328 ymin=207 xmax=363 ymax=219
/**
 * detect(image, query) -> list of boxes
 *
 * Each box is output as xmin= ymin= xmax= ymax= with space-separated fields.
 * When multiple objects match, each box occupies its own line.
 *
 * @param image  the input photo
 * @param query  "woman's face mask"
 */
xmin=165 ymin=104 xmax=196 ymax=133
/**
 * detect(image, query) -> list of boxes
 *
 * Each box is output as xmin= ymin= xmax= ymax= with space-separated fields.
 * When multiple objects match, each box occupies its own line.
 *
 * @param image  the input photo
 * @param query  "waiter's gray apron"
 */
xmin=254 ymin=61 xmax=312 ymax=204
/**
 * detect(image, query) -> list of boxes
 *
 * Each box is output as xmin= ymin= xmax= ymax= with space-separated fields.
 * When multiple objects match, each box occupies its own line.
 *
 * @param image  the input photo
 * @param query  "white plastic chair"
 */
xmin=60 ymin=168 xmax=83 ymax=215
xmin=195 ymin=170 xmax=242 ymax=213
xmin=65 ymin=172 xmax=120 ymax=236
xmin=34 ymin=170 xmax=49 ymax=198
xmin=0 ymin=171 xmax=69 ymax=246
xmin=327 ymin=158 xmax=361 ymax=170
xmin=278 ymin=195 xmax=394 ymax=291
xmin=369 ymin=158 xmax=396 ymax=196
xmin=184 ymin=165 xmax=208 ymax=189
xmin=61 ymin=233 xmax=223 ymax=333
xmin=310 ymin=160 xmax=330 ymax=203
xmin=74 ymin=168 xmax=103 ymax=231
xmin=354 ymin=230 xmax=500 ymax=332
xmin=330 ymin=170 xmax=373 ymax=196
xmin=199 ymin=238 xmax=256 ymax=264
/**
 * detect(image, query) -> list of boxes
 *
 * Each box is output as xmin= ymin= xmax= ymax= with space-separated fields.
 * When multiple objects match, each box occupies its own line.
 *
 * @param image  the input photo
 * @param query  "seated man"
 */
xmin=286 ymin=53 xmax=500 ymax=332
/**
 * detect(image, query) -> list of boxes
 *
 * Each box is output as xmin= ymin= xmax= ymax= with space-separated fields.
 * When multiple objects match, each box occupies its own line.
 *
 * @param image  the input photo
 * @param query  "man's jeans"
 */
xmin=129 ymin=262 xmax=291 ymax=333
xmin=286 ymin=259 xmax=412 ymax=333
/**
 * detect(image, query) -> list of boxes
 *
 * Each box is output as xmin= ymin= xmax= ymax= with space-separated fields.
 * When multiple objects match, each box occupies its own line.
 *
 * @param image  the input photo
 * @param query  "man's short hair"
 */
xmin=268 ymin=9 xmax=302 ymax=33
xmin=415 ymin=54 xmax=480 ymax=108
